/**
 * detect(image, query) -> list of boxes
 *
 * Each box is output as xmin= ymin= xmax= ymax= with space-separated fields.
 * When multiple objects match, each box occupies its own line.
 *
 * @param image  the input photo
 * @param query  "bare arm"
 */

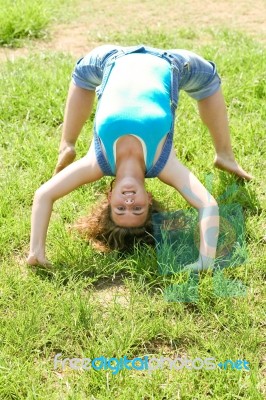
xmin=27 ymin=145 xmax=103 ymax=266
xmin=158 ymin=149 xmax=219 ymax=271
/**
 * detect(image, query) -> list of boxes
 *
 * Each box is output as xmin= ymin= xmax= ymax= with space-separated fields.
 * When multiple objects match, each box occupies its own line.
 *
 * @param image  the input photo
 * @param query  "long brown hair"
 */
xmin=73 ymin=186 xmax=163 ymax=252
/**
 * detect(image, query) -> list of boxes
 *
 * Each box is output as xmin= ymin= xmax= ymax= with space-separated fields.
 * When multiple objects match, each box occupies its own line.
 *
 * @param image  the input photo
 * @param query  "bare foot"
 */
xmin=54 ymin=145 xmax=76 ymax=174
xmin=214 ymin=155 xmax=254 ymax=181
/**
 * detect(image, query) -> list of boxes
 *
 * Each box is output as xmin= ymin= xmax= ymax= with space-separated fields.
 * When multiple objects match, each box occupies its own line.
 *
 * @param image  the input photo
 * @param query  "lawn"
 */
xmin=0 ymin=1 xmax=265 ymax=399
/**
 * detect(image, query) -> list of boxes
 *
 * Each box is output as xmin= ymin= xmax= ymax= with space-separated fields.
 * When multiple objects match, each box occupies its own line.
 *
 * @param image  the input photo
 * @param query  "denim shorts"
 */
xmin=72 ymin=45 xmax=221 ymax=101
xmin=72 ymin=45 xmax=221 ymax=177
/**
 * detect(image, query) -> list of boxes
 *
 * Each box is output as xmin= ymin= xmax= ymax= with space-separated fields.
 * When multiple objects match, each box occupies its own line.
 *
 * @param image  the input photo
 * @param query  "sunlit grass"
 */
xmin=0 ymin=0 xmax=77 ymax=46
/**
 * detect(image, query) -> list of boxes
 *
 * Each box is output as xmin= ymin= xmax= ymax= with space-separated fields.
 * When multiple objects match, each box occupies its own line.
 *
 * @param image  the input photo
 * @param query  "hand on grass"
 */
xmin=183 ymin=260 xmax=202 ymax=272
xmin=27 ymin=254 xmax=52 ymax=268
xmin=183 ymin=256 xmax=215 ymax=272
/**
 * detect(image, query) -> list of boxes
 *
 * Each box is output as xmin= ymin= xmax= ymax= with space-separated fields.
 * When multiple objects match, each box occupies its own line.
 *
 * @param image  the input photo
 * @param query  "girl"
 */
xmin=27 ymin=45 xmax=252 ymax=269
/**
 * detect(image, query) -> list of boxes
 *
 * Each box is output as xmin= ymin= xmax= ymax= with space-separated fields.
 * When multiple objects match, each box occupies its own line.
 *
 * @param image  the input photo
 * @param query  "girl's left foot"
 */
xmin=214 ymin=155 xmax=254 ymax=180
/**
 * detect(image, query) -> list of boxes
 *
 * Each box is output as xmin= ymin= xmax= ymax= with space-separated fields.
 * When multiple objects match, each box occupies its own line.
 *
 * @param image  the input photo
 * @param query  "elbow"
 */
xmin=198 ymin=197 xmax=219 ymax=221
xmin=34 ymin=185 xmax=54 ymax=204
xmin=210 ymin=200 xmax=219 ymax=210
xmin=204 ymin=195 xmax=218 ymax=209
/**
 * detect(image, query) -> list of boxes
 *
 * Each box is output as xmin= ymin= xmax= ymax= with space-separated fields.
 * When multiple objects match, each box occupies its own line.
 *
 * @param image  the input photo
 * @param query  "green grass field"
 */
xmin=0 ymin=0 xmax=77 ymax=47
xmin=0 ymin=1 xmax=265 ymax=399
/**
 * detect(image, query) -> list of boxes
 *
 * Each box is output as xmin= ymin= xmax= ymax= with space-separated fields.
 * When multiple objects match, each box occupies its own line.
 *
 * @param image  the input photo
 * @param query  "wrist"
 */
xmin=27 ymin=252 xmax=50 ymax=266
xmin=199 ymin=254 xmax=215 ymax=270
xmin=59 ymin=141 xmax=76 ymax=153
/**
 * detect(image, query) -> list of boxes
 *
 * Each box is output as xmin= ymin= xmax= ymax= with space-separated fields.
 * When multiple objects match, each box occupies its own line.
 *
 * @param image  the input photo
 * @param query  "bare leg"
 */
xmin=54 ymin=83 xmax=95 ymax=174
xmin=197 ymin=88 xmax=253 ymax=180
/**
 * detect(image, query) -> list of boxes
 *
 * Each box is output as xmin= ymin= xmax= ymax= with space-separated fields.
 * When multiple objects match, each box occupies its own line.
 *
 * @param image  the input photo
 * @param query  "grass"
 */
xmin=0 ymin=0 xmax=77 ymax=47
xmin=0 ymin=11 xmax=266 ymax=400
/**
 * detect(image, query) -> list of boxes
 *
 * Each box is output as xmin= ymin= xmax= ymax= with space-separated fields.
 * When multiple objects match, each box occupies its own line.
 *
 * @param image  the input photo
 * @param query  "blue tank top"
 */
xmin=95 ymin=53 xmax=172 ymax=174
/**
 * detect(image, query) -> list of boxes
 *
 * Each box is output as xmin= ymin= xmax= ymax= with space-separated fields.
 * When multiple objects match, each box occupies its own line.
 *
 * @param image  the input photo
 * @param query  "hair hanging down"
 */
xmin=73 ymin=194 xmax=163 ymax=253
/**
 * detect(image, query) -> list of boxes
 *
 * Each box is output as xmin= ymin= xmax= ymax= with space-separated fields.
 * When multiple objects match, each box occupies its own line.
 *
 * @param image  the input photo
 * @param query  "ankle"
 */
xmin=59 ymin=142 xmax=76 ymax=153
xmin=215 ymin=152 xmax=235 ymax=162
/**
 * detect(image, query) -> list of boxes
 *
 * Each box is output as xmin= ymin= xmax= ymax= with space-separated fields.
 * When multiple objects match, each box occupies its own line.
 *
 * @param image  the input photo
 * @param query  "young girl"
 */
xmin=27 ymin=45 xmax=252 ymax=269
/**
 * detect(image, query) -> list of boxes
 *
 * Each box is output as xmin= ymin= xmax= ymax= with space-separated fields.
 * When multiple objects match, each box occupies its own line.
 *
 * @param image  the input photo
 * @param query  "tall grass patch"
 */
xmin=0 ymin=0 xmax=77 ymax=46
